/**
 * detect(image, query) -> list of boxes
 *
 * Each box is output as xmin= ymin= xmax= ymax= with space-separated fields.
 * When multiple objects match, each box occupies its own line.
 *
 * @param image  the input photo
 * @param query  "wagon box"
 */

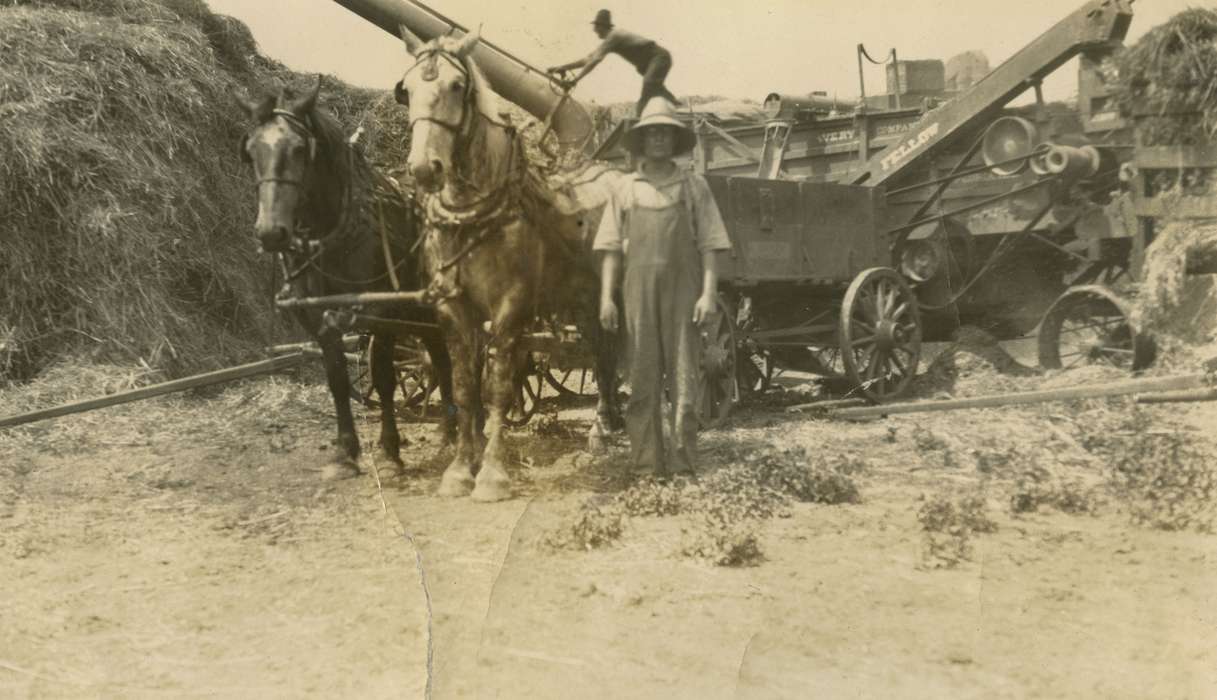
xmin=708 ymin=175 xmax=888 ymax=284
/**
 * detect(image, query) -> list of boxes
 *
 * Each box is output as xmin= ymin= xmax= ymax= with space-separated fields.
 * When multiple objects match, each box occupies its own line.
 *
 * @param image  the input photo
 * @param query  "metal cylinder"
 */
xmin=1044 ymin=144 xmax=1100 ymax=180
xmin=330 ymin=0 xmax=595 ymax=146
xmin=762 ymin=93 xmax=841 ymax=120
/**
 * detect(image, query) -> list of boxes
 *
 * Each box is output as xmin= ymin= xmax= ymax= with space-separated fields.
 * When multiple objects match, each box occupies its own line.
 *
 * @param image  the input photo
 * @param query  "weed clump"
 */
xmin=546 ymin=499 xmax=624 ymax=551
xmin=680 ymin=512 xmax=763 ymax=567
xmin=550 ymin=445 xmax=862 ymax=566
xmin=1009 ymin=461 xmax=1101 ymax=516
xmin=1110 ymin=429 xmax=1215 ymax=532
xmin=917 ymin=490 xmax=996 ymax=569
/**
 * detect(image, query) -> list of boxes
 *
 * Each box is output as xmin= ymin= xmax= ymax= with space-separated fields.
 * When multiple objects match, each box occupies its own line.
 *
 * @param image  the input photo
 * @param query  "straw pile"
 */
xmin=0 ymin=1 xmax=396 ymax=382
xmin=1110 ymin=8 xmax=1217 ymax=145
xmin=1109 ymin=9 xmax=1217 ymax=345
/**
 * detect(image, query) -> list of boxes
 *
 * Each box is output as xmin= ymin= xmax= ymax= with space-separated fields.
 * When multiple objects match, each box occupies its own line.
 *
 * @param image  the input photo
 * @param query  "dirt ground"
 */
xmin=2 ymin=353 xmax=1215 ymax=699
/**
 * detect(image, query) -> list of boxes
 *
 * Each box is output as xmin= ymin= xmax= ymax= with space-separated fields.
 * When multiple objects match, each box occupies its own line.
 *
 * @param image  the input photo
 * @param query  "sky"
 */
xmin=205 ymin=0 xmax=1194 ymax=107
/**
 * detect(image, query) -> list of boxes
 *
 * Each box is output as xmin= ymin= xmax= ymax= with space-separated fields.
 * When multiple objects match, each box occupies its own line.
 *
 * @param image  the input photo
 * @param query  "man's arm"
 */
xmin=548 ymin=35 xmax=615 ymax=82
xmin=599 ymin=252 xmax=621 ymax=332
xmin=692 ymin=251 xmax=719 ymax=325
xmin=690 ymin=175 xmax=731 ymax=325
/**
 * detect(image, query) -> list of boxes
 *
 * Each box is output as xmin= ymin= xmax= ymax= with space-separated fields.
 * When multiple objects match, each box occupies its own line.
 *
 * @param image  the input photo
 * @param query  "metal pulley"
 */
xmin=981 ymin=116 xmax=1040 ymax=176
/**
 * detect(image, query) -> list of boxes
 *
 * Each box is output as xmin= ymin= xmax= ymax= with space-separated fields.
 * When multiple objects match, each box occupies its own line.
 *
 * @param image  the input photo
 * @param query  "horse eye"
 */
xmin=450 ymin=82 xmax=464 ymax=92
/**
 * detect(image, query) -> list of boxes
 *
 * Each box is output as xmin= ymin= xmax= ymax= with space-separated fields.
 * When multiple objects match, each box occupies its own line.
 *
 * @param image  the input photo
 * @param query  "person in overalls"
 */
xmin=546 ymin=9 xmax=678 ymax=116
xmin=594 ymin=97 xmax=731 ymax=477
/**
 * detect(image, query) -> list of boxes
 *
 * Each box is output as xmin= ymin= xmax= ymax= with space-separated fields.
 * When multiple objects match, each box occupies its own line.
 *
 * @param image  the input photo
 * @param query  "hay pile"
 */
xmin=0 ymin=1 xmax=398 ymax=383
xmin=1135 ymin=219 xmax=1217 ymax=337
xmin=1110 ymin=7 xmax=1217 ymax=145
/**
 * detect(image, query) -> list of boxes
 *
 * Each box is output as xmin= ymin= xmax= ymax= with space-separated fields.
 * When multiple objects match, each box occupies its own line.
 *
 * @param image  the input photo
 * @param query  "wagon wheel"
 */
xmin=839 ymin=267 xmax=922 ymax=402
xmin=503 ymin=357 xmax=545 ymax=428
xmin=1037 ymin=285 xmax=1156 ymax=371
xmin=361 ymin=335 xmax=438 ymax=418
xmin=543 ymin=366 xmax=599 ymax=397
xmin=698 ymin=296 xmax=739 ymax=428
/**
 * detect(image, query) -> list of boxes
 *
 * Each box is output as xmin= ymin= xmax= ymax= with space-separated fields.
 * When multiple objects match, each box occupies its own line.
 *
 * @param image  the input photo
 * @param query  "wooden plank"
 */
xmin=0 ymin=353 xmax=309 ymax=430
xmin=276 ymin=291 xmax=429 ymax=310
xmin=786 ymin=397 xmax=868 ymax=413
xmin=1136 ymin=387 xmax=1217 ymax=405
xmin=832 ymin=373 xmax=1208 ymax=420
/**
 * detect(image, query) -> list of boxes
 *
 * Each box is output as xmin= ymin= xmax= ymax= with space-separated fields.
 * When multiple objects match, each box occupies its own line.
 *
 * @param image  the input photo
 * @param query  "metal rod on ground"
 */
xmin=831 ymin=373 xmax=1209 ymax=420
xmin=275 ymin=291 xmax=429 ymax=310
xmin=0 ymin=353 xmax=309 ymax=430
xmin=1136 ymin=387 xmax=1217 ymax=404
xmin=266 ymin=335 xmax=361 ymax=355
xmin=786 ymin=397 xmax=869 ymax=413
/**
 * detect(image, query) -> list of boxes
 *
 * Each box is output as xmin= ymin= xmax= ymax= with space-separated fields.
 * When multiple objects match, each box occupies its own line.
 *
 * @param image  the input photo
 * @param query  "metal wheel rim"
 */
xmin=839 ymin=267 xmax=922 ymax=402
xmin=1038 ymin=286 xmax=1155 ymax=371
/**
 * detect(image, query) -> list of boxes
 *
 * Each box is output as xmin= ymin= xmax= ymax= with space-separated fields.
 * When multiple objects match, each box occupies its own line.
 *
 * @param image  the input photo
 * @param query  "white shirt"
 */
xmin=592 ymin=168 xmax=732 ymax=255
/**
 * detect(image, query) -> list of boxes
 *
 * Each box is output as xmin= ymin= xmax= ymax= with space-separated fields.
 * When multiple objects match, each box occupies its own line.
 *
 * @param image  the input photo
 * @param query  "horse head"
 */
xmin=394 ymin=27 xmax=482 ymax=193
xmin=236 ymin=77 xmax=322 ymax=252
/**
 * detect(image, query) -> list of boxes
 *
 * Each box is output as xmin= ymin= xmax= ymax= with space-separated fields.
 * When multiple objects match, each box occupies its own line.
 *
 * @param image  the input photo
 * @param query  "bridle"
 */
xmin=248 ymin=109 xmax=318 ymax=191
xmin=400 ymin=50 xmax=477 ymax=137
xmin=243 ymin=109 xmax=398 ymax=289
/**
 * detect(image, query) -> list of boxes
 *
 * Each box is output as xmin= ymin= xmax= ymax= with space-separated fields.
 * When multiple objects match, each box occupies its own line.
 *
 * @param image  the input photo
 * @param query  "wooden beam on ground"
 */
xmin=785 ymin=397 xmax=868 ymax=413
xmin=831 ymin=373 xmax=1209 ymax=420
xmin=1136 ymin=387 xmax=1217 ymax=405
xmin=275 ymin=291 xmax=429 ymax=310
xmin=0 ymin=353 xmax=309 ymax=430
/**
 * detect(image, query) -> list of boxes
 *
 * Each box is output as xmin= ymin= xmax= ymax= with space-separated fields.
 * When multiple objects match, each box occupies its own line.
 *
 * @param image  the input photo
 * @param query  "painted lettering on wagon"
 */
xmin=879 ymin=122 xmax=941 ymax=171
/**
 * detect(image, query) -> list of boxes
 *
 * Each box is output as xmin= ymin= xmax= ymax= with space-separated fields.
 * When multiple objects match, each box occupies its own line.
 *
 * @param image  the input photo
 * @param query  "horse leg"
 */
xmin=436 ymin=307 xmax=479 ymax=497
xmin=371 ymin=330 xmax=406 ymax=477
xmin=472 ymin=301 xmax=527 ymax=503
xmin=319 ymin=329 xmax=361 ymax=480
xmin=424 ymin=330 xmax=457 ymax=447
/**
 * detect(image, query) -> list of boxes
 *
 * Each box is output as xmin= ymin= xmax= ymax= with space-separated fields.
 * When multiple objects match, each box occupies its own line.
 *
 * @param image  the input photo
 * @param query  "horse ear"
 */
xmin=234 ymin=88 xmax=273 ymax=122
xmin=394 ymin=80 xmax=410 ymax=107
xmin=399 ymin=23 xmax=425 ymax=55
xmin=288 ymin=75 xmax=322 ymax=116
xmin=454 ymin=25 xmax=481 ymax=57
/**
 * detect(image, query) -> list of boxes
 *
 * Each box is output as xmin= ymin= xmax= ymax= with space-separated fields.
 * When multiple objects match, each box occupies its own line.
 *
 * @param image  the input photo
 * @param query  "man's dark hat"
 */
xmin=592 ymin=9 xmax=613 ymax=26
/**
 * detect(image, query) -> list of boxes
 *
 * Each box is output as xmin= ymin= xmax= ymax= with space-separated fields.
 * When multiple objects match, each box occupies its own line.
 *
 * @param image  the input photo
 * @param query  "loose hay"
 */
xmin=1134 ymin=218 xmax=1217 ymax=342
xmin=1110 ymin=8 xmax=1217 ymax=144
xmin=0 ymin=1 xmax=414 ymax=382
xmin=0 ymin=3 xmax=295 ymax=379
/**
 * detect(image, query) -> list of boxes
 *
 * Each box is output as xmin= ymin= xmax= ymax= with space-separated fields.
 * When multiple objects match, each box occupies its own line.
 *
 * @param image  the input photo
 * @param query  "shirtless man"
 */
xmin=547 ymin=9 xmax=678 ymax=116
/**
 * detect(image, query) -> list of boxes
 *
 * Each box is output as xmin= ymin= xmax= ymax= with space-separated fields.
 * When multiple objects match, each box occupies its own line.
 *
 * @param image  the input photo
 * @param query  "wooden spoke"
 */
xmin=839 ymin=268 xmax=922 ymax=402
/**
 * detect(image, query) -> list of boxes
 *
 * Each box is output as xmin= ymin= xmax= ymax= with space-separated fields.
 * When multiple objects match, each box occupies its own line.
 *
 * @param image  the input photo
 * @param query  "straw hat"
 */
xmin=625 ymin=97 xmax=696 ymax=156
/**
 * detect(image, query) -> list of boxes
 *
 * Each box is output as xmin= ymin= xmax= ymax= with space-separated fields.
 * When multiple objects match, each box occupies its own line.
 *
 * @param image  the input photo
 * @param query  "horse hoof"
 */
xmin=471 ymin=478 xmax=511 ymax=503
xmin=321 ymin=462 xmax=360 ymax=481
xmin=437 ymin=472 xmax=474 ymax=498
xmin=378 ymin=449 xmax=405 ymax=470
